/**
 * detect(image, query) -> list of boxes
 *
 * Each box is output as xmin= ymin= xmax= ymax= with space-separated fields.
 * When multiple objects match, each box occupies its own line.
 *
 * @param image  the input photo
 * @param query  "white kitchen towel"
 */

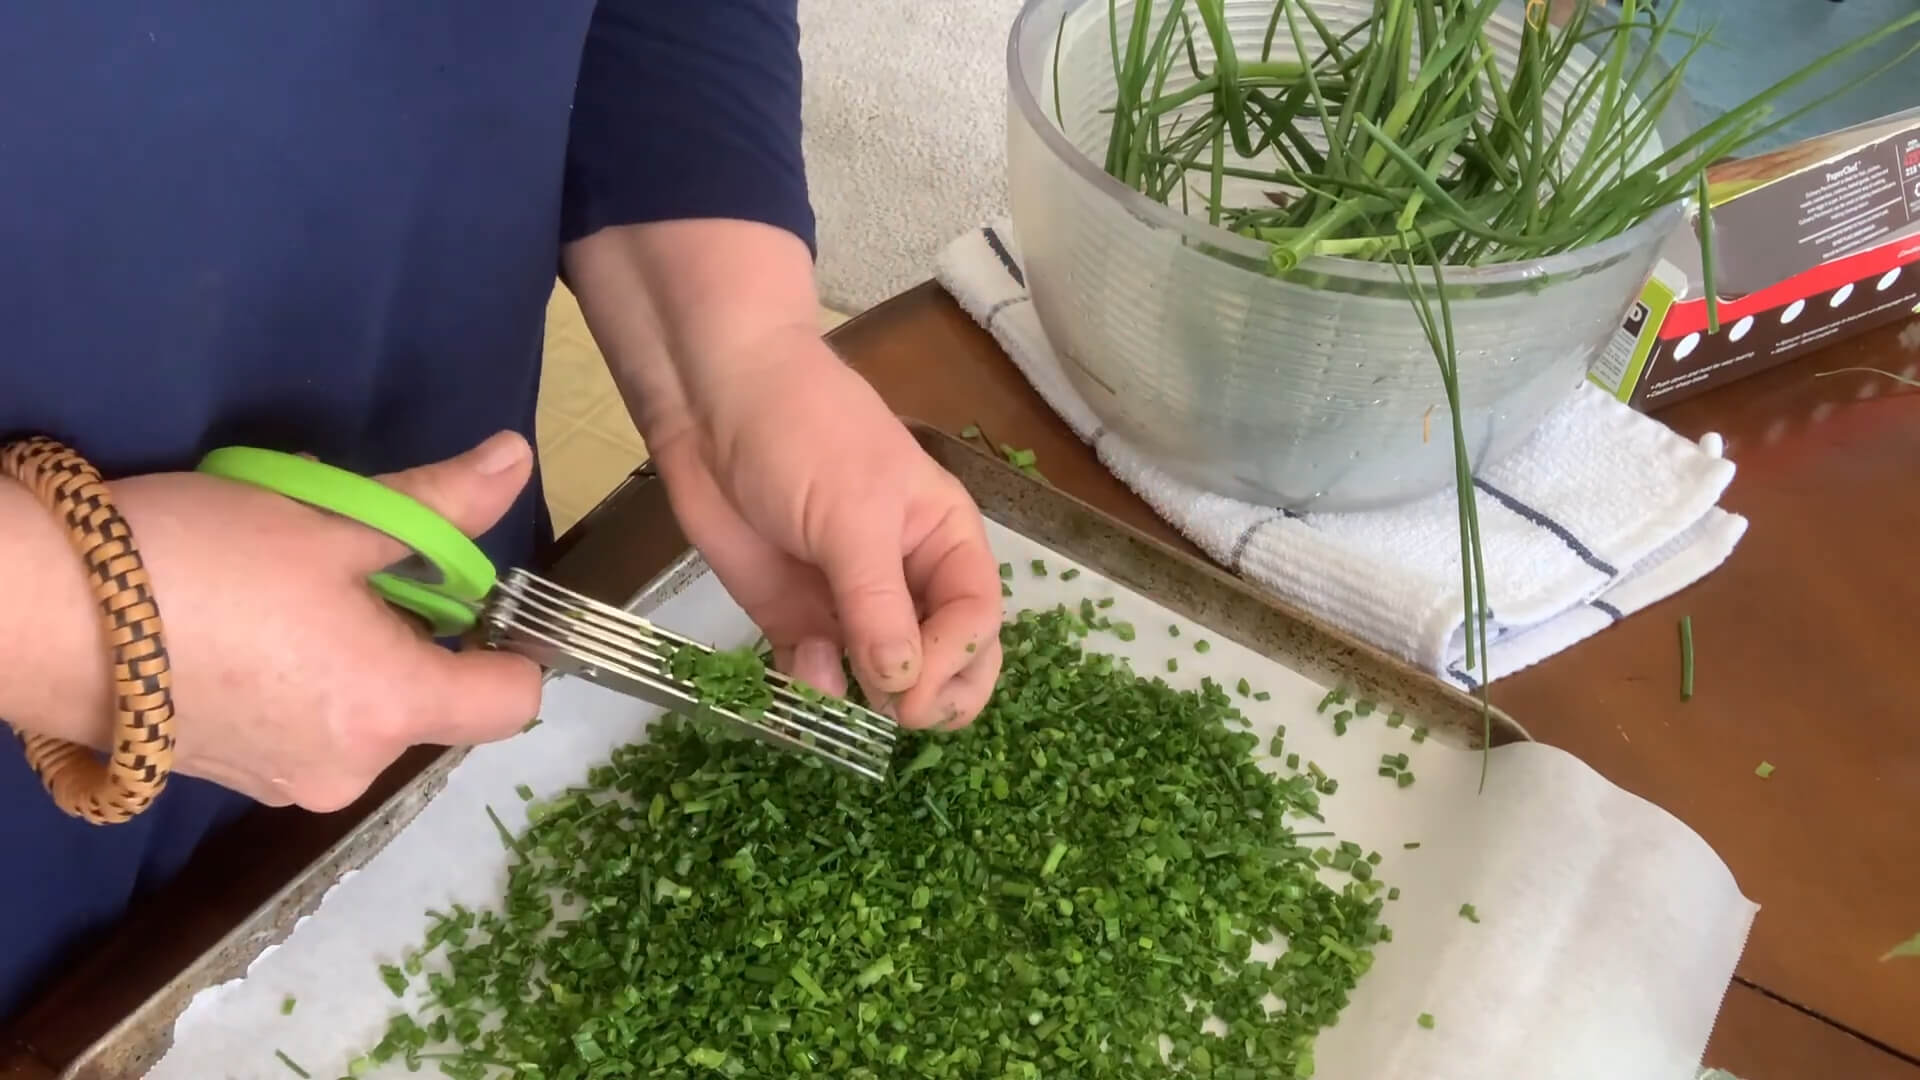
xmin=936 ymin=220 xmax=1751 ymax=687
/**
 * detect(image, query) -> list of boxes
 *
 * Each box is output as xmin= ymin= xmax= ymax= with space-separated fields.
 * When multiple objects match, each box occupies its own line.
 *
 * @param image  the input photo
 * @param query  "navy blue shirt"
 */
xmin=0 ymin=0 xmax=811 ymax=1019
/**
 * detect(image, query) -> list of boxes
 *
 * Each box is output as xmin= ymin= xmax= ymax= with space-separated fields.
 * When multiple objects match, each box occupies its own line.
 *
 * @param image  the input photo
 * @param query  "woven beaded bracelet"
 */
xmin=1 ymin=436 xmax=175 ymax=824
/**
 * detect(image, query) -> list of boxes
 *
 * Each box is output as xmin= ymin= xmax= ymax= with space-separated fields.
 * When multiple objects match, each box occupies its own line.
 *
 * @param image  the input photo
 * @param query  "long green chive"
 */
xmin=273 ymin=1049 xmax=311 ymax=1078
xmin=1679 ymin=615 xmax=1695 ymax=702
xmin=1815 ymin=367 xmax=1920 ymax=389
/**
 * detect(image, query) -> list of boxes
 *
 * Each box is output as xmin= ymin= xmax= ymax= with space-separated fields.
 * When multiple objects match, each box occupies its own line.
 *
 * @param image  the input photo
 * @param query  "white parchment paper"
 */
xmin=146 ymin=520 xmax=1755 ymax=1080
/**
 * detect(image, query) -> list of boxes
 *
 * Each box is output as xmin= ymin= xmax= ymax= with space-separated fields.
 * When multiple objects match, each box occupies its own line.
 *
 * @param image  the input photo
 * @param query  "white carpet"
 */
xmin=800 ymin=0 xmax=1024 ymax=312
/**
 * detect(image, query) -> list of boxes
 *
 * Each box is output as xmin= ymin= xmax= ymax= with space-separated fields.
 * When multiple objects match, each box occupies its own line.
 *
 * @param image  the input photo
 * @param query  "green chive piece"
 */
xmin=999 ymin=562 xmax=1013 ymax=579
xmin=273 ymin=1050 xmax=311 ymax=1078
xmin=1254 ymin=690 xmax=1271 ymax=701
xmin=1286 ymin=752 xmax=1300 ymax=770
xmin=1236 ymin=677 xmax=1251 ymax=697
xmin=1355 ymin=701 xmax=1375 ymax=717
xmin=1397 ymin=772 xmax=1416 ymax=788
xmin=959 ymin=424 xmax=981 ymax=439
xmin=1411 ymin=727 xmax=1429 ymax=744
xmin=1167 ymin=658 xmax=1179 ymax=673
xmin=1387 ymin=711 xmax=1405 ymax=729
xmin=1459 ymin=903 xmax=1481 ymax=924
xmin=1168 ymin=623 xmax=1181 ymax=637
xmin=1755 ymin=761 xmax=1775 ymax=779
xmin=1388 ymin=887 xmax=1401 ymax=901
xmin=1060 ymin=567 xmax=1081 ymax=581
xmin=1002 ymin=582 xmax=1012 ymax=597
xmin=1378 ymin=766 xmax=1399 ymax=778
xmin=1417 ymin=1013 xmax=1436 ymax=1030
xmin=1882 ymin=932 xmax=1920 ymax=962
xmin=280 ymin=995 xmax=296 ymax=1016
xmin=378 ymin=963 xmax=408 ymax=997
xmin=1030 ymin=559 xmax=1048 ymax=577
xmin=1194 ymin=640 xmax=1211 ymax=654
xmin=1403 ymin=842 xmax=1421 ymax=850
xmin=1112 ymin=621 xmax=1137 ymax=642
xmin=1679 ymin=615 xmax=1695 ymax=702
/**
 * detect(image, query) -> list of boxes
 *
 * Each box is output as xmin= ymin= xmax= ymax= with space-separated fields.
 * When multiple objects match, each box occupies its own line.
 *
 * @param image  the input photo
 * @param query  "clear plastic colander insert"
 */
xmin=1005 ymin=0 xmax=1692 ymax=510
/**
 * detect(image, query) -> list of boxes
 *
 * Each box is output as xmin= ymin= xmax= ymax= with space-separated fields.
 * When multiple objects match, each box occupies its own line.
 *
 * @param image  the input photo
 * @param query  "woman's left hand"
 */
xmin=645 ymin=324 xmax=1004 ymax=730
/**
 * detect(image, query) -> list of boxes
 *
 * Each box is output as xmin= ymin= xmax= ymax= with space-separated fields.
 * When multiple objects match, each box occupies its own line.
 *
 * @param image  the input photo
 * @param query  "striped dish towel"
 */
xmin=937 ymin=221 xmax=1750 ymax=689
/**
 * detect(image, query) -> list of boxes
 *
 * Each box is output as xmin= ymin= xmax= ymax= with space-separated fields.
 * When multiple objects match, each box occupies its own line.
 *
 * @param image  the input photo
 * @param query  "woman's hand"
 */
xmin=647 ymin=327 xmax=1005 ymax=729
xmin=3 ymin=432 xmax=544 ymax=810
xmin=565 ymin=218 xmax=1006 ymax=732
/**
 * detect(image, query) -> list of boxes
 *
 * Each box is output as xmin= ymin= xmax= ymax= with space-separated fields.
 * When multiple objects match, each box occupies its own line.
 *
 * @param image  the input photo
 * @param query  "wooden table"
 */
xmin=6 ymin=286 xmax=1917 ymax=1079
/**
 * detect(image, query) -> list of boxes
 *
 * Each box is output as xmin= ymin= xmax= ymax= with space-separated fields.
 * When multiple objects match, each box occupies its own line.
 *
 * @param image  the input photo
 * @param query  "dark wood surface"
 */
xmin=7 ymin=285 xmax=1916 ymax=1077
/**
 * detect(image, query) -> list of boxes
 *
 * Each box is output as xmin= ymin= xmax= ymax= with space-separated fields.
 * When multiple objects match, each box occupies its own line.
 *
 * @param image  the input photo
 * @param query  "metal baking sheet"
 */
xmin=63 ymin=423 xmax=1535 ymax=1079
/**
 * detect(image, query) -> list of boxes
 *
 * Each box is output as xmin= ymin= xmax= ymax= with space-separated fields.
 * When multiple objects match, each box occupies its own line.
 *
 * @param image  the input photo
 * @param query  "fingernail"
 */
xmin=793 ymin=637 xmax=844 ymax=692
xmin=872 ymin=640 xmax=917 ymax=683
xmin=474 ymin=432 xmax=528 ymax=475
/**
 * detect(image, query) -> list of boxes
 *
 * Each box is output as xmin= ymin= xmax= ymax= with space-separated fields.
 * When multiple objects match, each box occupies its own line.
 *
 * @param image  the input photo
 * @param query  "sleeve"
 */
xmin=560 ymin=0 xmax=816 ymax=255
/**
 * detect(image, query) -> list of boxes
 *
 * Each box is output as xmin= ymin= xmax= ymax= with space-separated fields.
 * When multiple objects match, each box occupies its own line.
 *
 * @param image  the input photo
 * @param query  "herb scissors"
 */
xmin=195 ymin=447 xmax=897 ymax=780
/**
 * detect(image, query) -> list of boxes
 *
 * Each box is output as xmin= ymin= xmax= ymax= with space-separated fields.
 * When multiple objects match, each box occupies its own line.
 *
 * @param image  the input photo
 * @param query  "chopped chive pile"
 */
xmin=667 ymin=644 xmax=776 ymax=719
xmin=354 ymin=604 xmax=1394 ymax=1078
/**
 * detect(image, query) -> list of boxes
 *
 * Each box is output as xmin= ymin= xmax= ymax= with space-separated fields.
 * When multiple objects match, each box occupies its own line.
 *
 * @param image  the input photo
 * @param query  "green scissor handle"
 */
xmin=196 ymin=447 xmax=497 ymax=637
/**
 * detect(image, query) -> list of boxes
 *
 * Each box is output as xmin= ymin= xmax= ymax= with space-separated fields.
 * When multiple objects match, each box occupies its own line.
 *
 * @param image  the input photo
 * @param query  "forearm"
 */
xmin=561 ymin=219 xmax=824 ymax=448
xmin=0 ymin=478 xmax=112 ymax=745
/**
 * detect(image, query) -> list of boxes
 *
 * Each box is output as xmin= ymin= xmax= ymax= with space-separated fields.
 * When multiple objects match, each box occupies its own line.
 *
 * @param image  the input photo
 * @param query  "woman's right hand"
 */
xmin=6 ymin=431 xmax=544 ymax=811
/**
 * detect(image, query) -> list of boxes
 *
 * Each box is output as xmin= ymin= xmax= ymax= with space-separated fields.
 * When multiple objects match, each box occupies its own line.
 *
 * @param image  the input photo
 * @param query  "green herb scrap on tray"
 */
xmin=351 ymin=604 xmax=1399 ymax=1079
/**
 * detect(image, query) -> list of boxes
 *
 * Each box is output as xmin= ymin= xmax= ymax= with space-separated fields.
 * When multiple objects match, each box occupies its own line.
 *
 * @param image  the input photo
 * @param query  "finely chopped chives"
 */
xmin=356 ymin=604 xmax=1395 ymax=1078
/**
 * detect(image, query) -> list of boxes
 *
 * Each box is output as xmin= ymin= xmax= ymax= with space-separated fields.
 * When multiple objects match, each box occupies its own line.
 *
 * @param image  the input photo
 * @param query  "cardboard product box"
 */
xmin=1589 ymin=107 xmax=1920 ymax=412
